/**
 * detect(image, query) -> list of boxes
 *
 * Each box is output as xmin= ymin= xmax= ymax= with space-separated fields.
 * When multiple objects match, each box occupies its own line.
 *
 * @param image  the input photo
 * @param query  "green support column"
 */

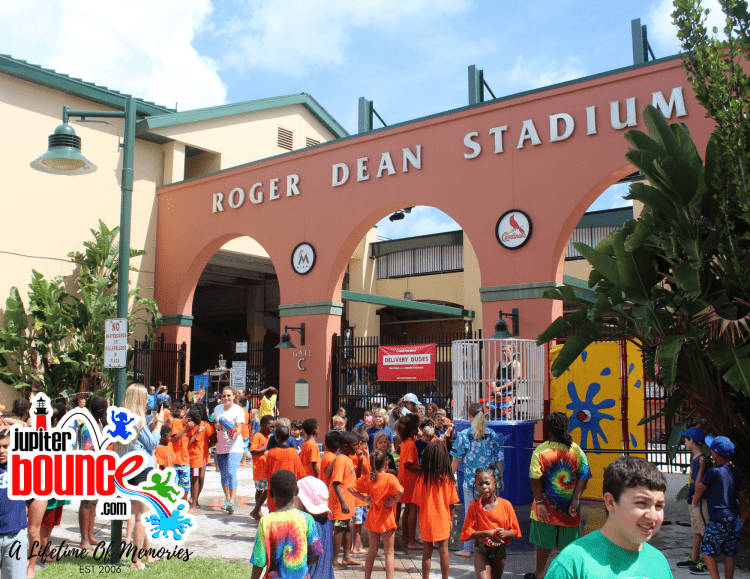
xmin=358 ymin=97 xmax=373 ymax=133
xmin=468 ymin=65 xmax=484 ymax=105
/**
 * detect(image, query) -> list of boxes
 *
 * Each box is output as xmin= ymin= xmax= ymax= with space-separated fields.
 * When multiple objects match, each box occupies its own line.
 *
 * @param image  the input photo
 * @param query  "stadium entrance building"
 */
xmin=155 ymin=55 xmax=714 ymax=428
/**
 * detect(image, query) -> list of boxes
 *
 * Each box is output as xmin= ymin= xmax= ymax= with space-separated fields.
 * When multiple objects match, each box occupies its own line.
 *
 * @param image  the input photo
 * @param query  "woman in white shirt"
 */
xmin=214 ymin=386 xmax=245 ymax=513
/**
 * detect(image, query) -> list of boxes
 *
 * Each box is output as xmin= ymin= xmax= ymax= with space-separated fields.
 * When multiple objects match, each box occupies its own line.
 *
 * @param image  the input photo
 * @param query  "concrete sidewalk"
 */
xmin=43 ymin=468 xmax=749 ymax=578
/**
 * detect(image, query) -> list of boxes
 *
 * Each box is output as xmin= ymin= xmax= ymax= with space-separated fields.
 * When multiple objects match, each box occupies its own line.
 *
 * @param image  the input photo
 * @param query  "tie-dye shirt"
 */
xmin=251 ymin=508 xmax=324 ymax=579
xmin=529 ymin=440 xmax=591 ymax=527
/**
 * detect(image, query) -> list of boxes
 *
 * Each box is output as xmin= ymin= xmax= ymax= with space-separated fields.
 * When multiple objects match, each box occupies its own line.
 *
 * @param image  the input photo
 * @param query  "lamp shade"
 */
xmin=276 ymin=332 xmax=296 ymax=349
xmin=490 ymin=318 xmax=513 ymax=340
xmin=30 ymin=123 xmax=96 ymax=175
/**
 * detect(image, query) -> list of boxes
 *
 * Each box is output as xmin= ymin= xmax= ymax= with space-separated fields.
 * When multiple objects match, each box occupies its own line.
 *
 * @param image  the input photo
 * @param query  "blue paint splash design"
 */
xmin=600 ymin=367 xmax=611 ymax=376
xmin=581 ymin=351 xmax=588 ymax=362
xmin=633 ymin=379 xmax=642 ymax=389
xmin=630 ymin=433 xmax=638 ymax=448
xmin=628 ymin=363 xmax=635 ymax=375
xmin=566 ymin=381 xmax=615 ymax=450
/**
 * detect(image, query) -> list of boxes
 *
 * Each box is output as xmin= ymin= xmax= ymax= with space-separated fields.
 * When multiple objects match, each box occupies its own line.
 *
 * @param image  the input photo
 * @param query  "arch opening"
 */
xmin=189 ymin=235 xmax=280 ymax=401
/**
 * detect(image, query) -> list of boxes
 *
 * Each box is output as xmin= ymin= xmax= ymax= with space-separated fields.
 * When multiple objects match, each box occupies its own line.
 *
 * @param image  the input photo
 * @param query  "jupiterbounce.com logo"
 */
xmin=8 ymin=393 xmax=194 ymax=544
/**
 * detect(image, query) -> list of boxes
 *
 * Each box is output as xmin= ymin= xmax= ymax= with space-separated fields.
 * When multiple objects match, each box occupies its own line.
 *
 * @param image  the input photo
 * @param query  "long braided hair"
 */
xmin=547 ymin=412 xmax=573 ymax=448
xmin=420 ymin=440 xmax=455 ymax=488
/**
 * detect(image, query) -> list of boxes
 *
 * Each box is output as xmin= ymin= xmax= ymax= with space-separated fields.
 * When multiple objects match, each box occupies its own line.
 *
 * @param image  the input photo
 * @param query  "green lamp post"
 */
xmin=31 ymin=96 xmax=137 ymax=563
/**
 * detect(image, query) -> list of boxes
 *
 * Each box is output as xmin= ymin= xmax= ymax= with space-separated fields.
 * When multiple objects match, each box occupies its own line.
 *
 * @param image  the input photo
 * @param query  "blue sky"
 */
xmin=5 ymin=0 xmax=722 ymax=239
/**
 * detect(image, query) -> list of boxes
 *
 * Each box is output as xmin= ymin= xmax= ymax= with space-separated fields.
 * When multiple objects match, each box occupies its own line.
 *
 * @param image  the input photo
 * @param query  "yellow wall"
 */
xmin=549 ymin=341 xmax=645 ymax=500
xmin=151 ymin=105 xmax=334 ymax=173
xmin=0 ymin=71 xmax=336 ymax=409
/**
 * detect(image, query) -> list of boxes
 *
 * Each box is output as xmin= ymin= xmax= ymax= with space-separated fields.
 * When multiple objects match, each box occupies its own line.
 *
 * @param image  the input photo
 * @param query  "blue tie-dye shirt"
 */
xmin=251 ymin=508 xmax=323 ymax=579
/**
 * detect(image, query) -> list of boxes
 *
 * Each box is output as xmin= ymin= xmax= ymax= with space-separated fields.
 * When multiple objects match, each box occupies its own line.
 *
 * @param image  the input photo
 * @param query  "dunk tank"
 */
xmin=451 ymin=337 xmax=545 ymax=505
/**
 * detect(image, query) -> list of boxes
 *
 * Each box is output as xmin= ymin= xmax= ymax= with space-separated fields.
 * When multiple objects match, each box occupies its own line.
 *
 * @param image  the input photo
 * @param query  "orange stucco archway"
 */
xmin=155 ymin=56 xmax=714 ymax=429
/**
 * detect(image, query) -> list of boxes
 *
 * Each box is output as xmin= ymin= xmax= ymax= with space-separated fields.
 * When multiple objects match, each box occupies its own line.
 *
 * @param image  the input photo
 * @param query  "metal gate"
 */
xmin=332 ymin=331 xmax=473 ymax=428
xmin=232 ymin=341 xmax=280 ymax=399
xmin=643 ymin=379 xmax=692 ymax=473
xmin=132 ymin=337 xmax=187 ymax=398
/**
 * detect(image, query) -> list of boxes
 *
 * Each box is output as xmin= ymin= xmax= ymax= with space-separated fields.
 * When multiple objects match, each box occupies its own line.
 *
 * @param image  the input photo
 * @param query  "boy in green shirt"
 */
xmin=545 ymin=456 xmax=672 ymax=579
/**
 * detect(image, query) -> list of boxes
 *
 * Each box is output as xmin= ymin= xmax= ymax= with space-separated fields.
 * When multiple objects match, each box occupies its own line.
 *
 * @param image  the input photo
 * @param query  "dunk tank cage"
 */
xmin=451 ymin=337 xmax=545 ymax=504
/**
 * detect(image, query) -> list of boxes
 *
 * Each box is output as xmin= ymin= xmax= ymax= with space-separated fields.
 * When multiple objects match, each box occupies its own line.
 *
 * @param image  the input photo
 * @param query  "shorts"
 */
xmin=255 ymin=478 xmax=268 ymax=492
xmin=529 ymin=519 xmax=580 ymax=550
xmin=173 ymin=464 xmax=191 ymax=490
xmin=701 ymin=515 xmax=742 ymax=558
xmin=333 ymin=519 xmax=352 ymax=529
xmin=243 ymin=438 xmax=250 ymax=453
xmin=353 ymin=506 xmax=365 ymax=525
xmin=689 ymin=500 xmax=710 ymax=535
xmin=127 ymin=466 xmax=153 ymax=487
xmin=474 ymin=540 xmax=507 ymax=560
xmin=41 ymin=506 xmax=64 ymax=529
xmin=192 ymin=465 xmax=205 ymax=477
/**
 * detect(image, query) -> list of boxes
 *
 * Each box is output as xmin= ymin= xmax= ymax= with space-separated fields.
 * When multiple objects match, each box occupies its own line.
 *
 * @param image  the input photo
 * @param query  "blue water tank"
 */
xmin=453 ymin=419 xmax=535 ymax=505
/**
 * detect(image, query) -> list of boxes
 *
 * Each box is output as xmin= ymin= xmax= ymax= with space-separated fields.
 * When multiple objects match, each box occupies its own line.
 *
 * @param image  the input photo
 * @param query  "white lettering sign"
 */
xmin=211 ymin=175 xmax=300 ymax=213
xmin=382 ymin=354 xmax=432 ymax=365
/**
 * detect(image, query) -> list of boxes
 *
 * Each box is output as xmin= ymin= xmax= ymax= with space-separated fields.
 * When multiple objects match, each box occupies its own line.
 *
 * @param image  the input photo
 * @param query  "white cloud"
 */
xmin=376 ymin=206 xmax=460 ymax=240
xmin=508 ymin=55 xmax=586 ymax=91
xmin=217 ymin=0 xmax=471 ymax=77
xmin=2 ymin=0 xmax=226 ymax=111
xmin=647 ymin=0 xmax=725 ymax=55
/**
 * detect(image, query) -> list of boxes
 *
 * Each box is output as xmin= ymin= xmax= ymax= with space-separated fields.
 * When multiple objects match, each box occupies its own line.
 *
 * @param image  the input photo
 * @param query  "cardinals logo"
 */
xmin=496 ymin=210 xmax=531 ymax=249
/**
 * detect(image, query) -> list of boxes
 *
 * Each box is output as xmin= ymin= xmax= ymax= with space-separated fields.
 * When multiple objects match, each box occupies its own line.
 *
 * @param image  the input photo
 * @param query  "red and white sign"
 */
xmin=104 ymin=318 xmax=128 ymax=368
xmin=496 ymin=209 xmax=532 ymax=249
xmin=378 ymin=344 xmax=436 ymax=381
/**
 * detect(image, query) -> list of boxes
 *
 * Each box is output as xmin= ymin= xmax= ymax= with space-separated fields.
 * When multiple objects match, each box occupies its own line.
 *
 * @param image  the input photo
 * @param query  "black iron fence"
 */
xmin=232 ymin=341 xmax=280 ymax=399
xmin=132 ymin=337 xmax=187 ymax=399
xmin=332 ymin=331 xmax=476 ymax=428
xmin=643 ymin=379 xmax=692 ymax=473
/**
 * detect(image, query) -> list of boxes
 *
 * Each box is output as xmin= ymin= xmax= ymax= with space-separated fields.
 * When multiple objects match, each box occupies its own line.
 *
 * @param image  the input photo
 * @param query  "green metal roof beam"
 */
xmin=0 ymin=55 xmax=175 ymax=117
xmin=136 ymin=93 xmax=348 ymax=139
xmin=370 ymin=230 xmax=463 ymax=257
xmin=341 ymin=290 xmax=474 ymax=318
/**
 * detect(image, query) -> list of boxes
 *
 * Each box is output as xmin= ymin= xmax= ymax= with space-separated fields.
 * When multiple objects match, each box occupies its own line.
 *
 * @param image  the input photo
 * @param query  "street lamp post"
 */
xmin=31 ymin=96 xmax=137 ymax=562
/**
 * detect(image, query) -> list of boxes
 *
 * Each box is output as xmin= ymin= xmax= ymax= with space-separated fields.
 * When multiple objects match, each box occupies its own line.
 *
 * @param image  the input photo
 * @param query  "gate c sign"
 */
xmin=378 ymin=344 xmax=436 ymax=381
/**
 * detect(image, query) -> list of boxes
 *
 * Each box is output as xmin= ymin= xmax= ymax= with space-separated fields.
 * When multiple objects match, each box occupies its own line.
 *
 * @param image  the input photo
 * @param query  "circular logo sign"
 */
xmin=291 ymin=242 xmax=316 ymax=275
xmin=496 ymin=210 xmax=532 ymax=249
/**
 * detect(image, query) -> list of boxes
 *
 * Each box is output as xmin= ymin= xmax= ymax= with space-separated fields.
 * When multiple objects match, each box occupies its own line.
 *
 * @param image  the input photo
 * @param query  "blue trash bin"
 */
xmin=453 ymin=418 xmax=535 ymax=505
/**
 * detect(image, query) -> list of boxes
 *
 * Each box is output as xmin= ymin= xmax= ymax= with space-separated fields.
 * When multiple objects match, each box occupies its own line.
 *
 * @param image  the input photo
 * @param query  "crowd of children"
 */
xmin=2 ymin=388 xmax=749 ymax=579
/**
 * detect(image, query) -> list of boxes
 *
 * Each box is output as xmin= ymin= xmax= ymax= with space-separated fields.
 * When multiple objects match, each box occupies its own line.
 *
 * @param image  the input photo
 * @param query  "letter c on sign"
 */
xmin=297 ymin=358 xmax=306 ymax=371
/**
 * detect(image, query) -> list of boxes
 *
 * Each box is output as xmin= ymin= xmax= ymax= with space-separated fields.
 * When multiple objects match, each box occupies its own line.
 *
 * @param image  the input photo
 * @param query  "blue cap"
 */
xmin=709 ymin=436 xmax=735 ymax=458
xmin=679 ymin=427 xmax=705 ymax=443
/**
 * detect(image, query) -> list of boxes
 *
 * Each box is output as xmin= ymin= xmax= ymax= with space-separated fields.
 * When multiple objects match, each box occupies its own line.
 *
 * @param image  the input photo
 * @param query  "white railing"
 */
xmin=452 ymin=338 xmax=545 ymax=422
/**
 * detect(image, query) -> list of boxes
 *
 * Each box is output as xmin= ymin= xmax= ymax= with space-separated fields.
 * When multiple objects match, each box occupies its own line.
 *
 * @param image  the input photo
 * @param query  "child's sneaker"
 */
xmin=226 ymin=501 xmax=235 ymax=514
xmin=689 ymin=561 xmax=709 ymax=575
xmin=676 ymin=557 xmax=697 ymax=568
xmin=220 ymin=499 xmax=231 ymax=511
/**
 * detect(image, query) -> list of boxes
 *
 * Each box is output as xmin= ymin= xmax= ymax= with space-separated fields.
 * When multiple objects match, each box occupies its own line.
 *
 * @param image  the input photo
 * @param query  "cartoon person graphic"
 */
xmin=142 ymin=471 xmax=180 ymax=502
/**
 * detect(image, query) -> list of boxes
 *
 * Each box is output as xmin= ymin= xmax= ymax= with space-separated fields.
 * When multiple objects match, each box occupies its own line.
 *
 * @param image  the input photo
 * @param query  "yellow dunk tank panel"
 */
xmin=549 ymin=341 xmax=646 ymax=501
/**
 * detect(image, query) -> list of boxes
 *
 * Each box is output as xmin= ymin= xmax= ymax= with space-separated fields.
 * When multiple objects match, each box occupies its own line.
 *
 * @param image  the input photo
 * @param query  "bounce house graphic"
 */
xmin=549 ymin=341 xmax=646 ymax=501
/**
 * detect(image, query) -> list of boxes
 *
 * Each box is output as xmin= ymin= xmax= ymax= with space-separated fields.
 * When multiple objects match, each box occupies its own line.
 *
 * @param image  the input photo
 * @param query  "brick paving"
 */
xmin=40 ymin=466 xmax=749 ymax=578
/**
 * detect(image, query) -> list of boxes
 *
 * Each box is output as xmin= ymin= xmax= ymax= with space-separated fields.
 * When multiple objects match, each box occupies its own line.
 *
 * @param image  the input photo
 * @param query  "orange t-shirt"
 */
xmin=266 ymin=446 xmax=305 ymax=511
xmin=300 ymin=440 xmax=321 ymax=477
xmin=398 ymin=438 xmax=419 ymax=503
xmin=349 ymin=452 xmax=371 ymax=507
xmin=352 ymin=473 xmax=403 ymax=533
xmin=202 ymin=422 xmax=215 ymax=464
xmin=319 ymin=451 xmax=337 ymax=487
xmin=170 ymin=419 xmax=189 ymax=466
xmin=328 ymin=454 xmax=357 ymax=521
xmin=241 ymin=408 xmax=250 ymax=439
xmin=187 ymin=423 xmax=208 ymax=468
xmin=460 ymin=497 xmax=522 ymax=545
xmin=154 ymin=443 xmax=175 ymax=469
xmin=251 ymin=431 xmax=270 ymax=481
xmin=413 ymin=476 xmax=460 ymax=542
